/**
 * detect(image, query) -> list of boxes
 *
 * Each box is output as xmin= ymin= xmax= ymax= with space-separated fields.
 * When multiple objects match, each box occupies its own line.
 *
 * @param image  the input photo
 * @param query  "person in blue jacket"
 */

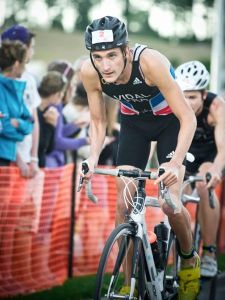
xmin=0 ymin=40 xmax=34 ymax=166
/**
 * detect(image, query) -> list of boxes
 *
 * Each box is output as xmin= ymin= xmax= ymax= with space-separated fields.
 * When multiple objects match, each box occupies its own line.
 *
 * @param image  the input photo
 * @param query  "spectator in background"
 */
xmin=48 ymin=59 xmax=90 ymax=163
xmin=0 ymin=40 xmax=33 ymax=165
xmin=63 ymin=81 xmax=90 ymax=162
xmin=37 ymin=71 xmax=65 ymax=167
xmin=47 ymin=59 xmax=75 ymax=106
xmin=38 ymin=71 xmax=89 ymax=168
xmin=0 ymin=40 xmax=34 ymax=292
xmin=48 ymin=59 xmax=90 ymax=129
xmin=1 ymin=25 xmax=41 ymax=177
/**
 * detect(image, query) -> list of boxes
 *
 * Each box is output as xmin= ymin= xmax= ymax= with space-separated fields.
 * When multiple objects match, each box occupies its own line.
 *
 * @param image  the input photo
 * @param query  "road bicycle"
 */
xmin=78 ymin=163 xmax=215 ymax=300
xmin=78 ymin=157 xmax=217 ymax=300
xmin=79 ymin=164 xmax=181 ymax=300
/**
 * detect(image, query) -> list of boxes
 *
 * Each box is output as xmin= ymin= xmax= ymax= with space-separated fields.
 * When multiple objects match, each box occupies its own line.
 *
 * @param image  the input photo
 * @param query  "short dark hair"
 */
xmin=48 ymin=60 xmax=74 ymax=82
xmin=0 ymin=40 xmax=27 ymax=71
xmin=38 ymin=71 xmax=67 ymax=98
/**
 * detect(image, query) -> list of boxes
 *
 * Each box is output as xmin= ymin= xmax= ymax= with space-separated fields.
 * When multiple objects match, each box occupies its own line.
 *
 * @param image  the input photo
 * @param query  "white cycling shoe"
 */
xmin=200 ymin=255 xmax=218 ymax=277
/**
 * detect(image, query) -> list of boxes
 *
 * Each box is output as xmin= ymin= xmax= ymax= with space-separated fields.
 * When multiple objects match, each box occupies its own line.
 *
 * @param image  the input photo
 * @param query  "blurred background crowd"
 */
xmin=0 ymin=0 xmax=224 ymax=172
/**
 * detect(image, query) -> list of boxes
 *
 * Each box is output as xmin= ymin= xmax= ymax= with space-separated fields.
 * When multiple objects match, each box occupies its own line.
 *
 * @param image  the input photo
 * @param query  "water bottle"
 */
xmin=154 ymin=222 xmax=169 ymax=270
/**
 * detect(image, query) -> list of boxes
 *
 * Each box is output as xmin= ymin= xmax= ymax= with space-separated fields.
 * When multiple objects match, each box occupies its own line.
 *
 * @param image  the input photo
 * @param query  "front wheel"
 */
xmin=94 ymin=222 xmax=147 ymax=300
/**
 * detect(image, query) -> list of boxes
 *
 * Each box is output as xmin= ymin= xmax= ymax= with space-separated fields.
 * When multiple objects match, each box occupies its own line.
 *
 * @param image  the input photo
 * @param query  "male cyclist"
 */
xmin=79 ymin=16 xmax=199 ymax=299
xmin=176 ymin=61 xmax=225 ymax=277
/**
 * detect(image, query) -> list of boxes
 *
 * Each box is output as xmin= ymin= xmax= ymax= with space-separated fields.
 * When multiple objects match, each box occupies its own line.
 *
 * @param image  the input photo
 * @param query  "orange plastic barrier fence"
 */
xmin=0 ymin=164 xmax=224 ymax=298
xmin=0 ymin=164 xmax=73 ymax=298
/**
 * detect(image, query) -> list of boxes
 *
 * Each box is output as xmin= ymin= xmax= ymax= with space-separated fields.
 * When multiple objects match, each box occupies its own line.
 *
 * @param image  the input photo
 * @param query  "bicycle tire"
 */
xmin=94 ymin=222 xmax=145 ymax=300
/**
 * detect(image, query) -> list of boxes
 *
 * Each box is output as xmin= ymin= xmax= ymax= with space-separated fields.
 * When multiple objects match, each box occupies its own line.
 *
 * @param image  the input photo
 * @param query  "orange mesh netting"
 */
xmin=0 ymin=164 xmax=224 ymax=298
xmin=0 ymin=164 xmax=73 ymax=297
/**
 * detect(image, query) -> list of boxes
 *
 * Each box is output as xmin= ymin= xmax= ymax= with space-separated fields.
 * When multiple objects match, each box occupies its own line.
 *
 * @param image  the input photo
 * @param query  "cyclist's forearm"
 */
xmin=213 ymin=152 xmax=225 ymax=173
xmin=214 ymin=124 xmax=225 ymax=172
xmin=89 ymin=120 xmax=107 ymax=164
xmin=171 ymin=113 xmax=196 ymax=167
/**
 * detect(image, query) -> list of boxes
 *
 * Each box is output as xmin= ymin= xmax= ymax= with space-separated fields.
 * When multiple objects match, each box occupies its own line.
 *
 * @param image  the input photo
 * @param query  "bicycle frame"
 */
xmin=128 ymin=179 xmax=165 ymax=299
xmin=85 ymin=167 xmax=178 ymax=300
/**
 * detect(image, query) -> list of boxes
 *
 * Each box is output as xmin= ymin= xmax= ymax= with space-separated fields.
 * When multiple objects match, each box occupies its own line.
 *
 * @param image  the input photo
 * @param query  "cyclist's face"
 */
xmin=183 ymin=90 xmax=205 ymax=115
xmin=91 ymin=48 xmax=125 ymax=83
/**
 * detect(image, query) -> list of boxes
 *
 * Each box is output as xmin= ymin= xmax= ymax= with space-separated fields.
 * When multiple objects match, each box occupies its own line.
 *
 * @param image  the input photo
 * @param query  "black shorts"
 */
xmin=116 ymin=112 xmax=180 ymax=170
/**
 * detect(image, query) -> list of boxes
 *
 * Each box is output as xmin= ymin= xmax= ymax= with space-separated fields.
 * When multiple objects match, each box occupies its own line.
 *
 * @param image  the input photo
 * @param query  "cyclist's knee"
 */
xmin=198 ymin=162 xmax=213 ymax=174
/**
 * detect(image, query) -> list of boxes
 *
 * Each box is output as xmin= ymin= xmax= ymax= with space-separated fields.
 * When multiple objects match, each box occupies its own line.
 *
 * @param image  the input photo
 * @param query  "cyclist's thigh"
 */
xmin=198 ymin=162 xmax=214 ymax=174
xmin=116 ymin=116 xmax=151 ymax=170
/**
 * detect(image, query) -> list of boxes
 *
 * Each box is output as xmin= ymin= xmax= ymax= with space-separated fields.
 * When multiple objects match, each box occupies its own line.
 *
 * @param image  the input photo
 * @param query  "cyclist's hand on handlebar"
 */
xmin=154 ymin=161 xmax=179 ymax=187
xmin=205 ymin=167 xmax=222 ymax=189
xmin=77 ymin=158 xmax=96 ymax=192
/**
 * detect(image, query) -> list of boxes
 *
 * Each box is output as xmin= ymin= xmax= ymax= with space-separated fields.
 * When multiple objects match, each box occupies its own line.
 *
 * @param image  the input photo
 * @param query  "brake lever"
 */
xmin=205 ymin=172 xmax=215 ymax=209
xmin=158 ymin=167 xmax=178 ymax=211
xmin=158 ymin=168 xmax=166 ymax=198
xmin=77 ymin=162 xmax=89 ymax=192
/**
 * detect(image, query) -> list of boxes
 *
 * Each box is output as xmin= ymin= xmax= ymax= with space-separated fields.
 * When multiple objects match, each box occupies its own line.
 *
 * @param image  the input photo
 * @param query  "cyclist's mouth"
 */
xmin=103 ymin=72 xmax=114 ymax=78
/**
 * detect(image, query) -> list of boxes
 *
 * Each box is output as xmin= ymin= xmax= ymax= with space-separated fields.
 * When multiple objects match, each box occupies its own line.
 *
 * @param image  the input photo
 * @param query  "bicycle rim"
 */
xmin=94 ymin=222 xmax=141 ymax=300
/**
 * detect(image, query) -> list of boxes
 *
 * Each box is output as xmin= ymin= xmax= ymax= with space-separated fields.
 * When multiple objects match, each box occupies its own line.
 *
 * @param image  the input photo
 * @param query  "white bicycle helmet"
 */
xmin=175 ymin=61 xmax=210 ymax=91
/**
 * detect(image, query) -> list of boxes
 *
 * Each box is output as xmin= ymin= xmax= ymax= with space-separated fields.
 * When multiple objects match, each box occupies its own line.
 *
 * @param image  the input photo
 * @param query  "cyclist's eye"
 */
xmin=93 ymin=55 xmax=101 ymax=61
xmin=108 ymin=53 xmax=116 ymax=59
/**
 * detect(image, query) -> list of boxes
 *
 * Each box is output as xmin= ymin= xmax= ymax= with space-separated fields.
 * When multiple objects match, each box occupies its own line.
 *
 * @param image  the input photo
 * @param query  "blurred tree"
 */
xmin=52 ymin=14 xmax=64 ymax=31
xmin=2 ymin=0 xmax=29 ymax=27
xmin=0 ymin=0 xmax=215 ymax=40
xmin=122 ymin=0 xmax=153 ymax=35
xmin=71 ymin=0 xmax=99 ymax=30
xmin=156 ymin=0 xmax=214 ymax=7
xmin=157 ymin=0 xmax=193 ymax=8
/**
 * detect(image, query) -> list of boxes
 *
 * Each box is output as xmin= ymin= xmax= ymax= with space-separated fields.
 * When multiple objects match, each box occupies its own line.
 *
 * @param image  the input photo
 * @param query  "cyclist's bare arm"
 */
xmin=80 ymin=59 xmax=107 ymax=176
xmin=207 ymin=96 xmax=225 ymax=187
xmin=140 ymin=49 xmax=197 ymax=185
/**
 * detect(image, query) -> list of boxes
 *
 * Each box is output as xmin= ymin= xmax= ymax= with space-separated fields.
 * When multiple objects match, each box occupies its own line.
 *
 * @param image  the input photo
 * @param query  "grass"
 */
xmin=3 ymin=254 xmax=224 ymax=300
xmin=33 ymin=28 xmax=211 ymax=66
xmin=3 ymin=275 xmax=96 ymax=300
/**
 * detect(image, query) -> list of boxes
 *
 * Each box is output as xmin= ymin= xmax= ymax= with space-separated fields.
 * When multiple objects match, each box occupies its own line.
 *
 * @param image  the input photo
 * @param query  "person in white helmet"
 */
xmin=176 ymin=60 xmax=225 ymax=278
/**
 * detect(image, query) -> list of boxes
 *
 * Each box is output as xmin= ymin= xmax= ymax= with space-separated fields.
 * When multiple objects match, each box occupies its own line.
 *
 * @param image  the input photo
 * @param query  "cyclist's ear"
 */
xmin=202 ymin=91 xmax=207 ymax=100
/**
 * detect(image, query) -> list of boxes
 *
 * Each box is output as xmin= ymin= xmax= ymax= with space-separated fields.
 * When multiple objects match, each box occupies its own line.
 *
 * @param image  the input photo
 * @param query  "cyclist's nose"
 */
xmin=102 ymin=59 xmax=111 ymax=71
